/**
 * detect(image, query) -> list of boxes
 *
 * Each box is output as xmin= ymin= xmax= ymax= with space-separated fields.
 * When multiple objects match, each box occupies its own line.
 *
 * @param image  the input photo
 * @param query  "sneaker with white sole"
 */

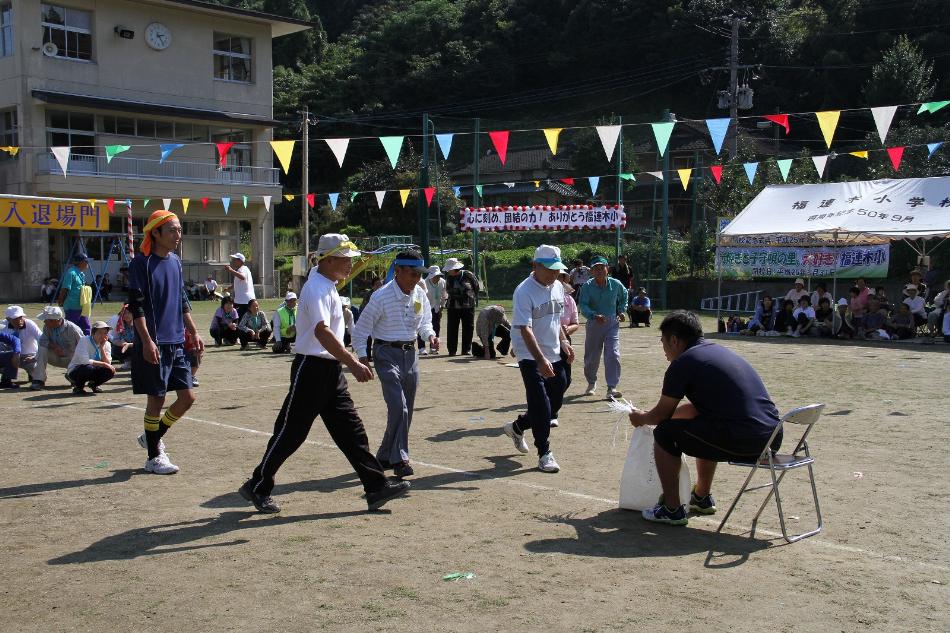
xmin=583 ymin=382 xmax=597 ymax=396
xmin=136 ymin=433 xmax=166 ymax=455
xmin=606 ymin=387 xmax=622 ymax=399
xmin=549 ymin=418 xmax=559 ymax=427
xmin=538 ymin=452 xmax=560 ymax=473
xmin=642 ymin=503 xmax=688 ymax=526
xmin=144 ymin=453 xmax=179 ymax=475
xmin=503 ymin=421 xmax=529 ymax=454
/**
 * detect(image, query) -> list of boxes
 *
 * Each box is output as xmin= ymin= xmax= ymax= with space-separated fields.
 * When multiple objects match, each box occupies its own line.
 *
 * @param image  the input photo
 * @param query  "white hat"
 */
xmin=837 ymin=298 xmax=848 ymax=306
xmin=90 ymin=320 xmax=111 ymax=331
xmin=316 ymin=233 xmax=361 ymax=258
xmin=427 ymin=265 xmax=443 ymax=277
xmin=443 ymin=257 xmax=464 ymax=272
xmin=794 ymin=278 xmax=805 ymax=286
xmin=284 ymin=291 xmax=297 ymax=301
xmin=903 ymin=283 xmax=919 ymax=295
xmin=533 ymin=245 xmax=569 ymax=271
xmin=5 ymin=305 xmax=25 ymax=319
xmin=230 ymin=252 xmax=246 ymax=262
xmin=37 ymin=305 xmax=64 ymax=320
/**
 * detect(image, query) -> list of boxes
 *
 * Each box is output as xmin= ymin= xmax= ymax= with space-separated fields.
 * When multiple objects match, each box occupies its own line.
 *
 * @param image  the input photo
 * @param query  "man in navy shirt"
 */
xmin=128 ymin=210 xmax=204 ymax=475
xmin=628 ymin=310 xmax=781 ymax=526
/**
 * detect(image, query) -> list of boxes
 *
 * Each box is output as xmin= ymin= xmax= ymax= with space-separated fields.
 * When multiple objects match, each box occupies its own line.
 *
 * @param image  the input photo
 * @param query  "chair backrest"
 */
xmin=781 ymin=403 xmax=825 ymax=426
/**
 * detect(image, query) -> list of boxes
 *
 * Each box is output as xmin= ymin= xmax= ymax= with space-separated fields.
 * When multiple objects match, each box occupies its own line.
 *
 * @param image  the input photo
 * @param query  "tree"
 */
xmin=864 ymin=35 xmax=936 ymax=106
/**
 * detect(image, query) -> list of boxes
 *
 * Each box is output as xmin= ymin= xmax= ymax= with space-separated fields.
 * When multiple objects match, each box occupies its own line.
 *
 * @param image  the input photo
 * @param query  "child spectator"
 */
xmin=887 ymin=303 xmax=916 ymax=340
xmin=237 ymin=299 xmax=272 ymax=350
xmin=901 ymin=284 xmax=927 ymax=329
xmin=834 ymin=298 xmax=854 ymax=339
xmin=848 ymin=286 xmax=866 ymax=332
xmin=791 ymin=296 xmax=816 ymax=337
xmin=743 ymin=295 xmax=776 ymax=336
xmin=210 ymin=297 xmax=240 ymax=346
xmin=774 ymin=299 xmax=796 ymax=335
xmin=874 ymin=286 xmax=891 ymax=314
xmin=814 ymin=297 xmax=835 ymax=337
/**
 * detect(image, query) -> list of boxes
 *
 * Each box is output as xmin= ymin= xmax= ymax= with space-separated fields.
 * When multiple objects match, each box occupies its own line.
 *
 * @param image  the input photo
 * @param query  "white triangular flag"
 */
xmin=325 ymin=138 xmax=350 ymax=167
xmin=162 ymin=198 xmax=172 ymax=210
xmin=646 ymin=171 xmax=664 ymax=181
xmin=263 ymin=195 xmax=272 ymax=212
xmin=51 ymin=146 xmax=70 ymax=178
xmin=812 ymin=155 xmax=829 ymax=178
xmin=871 ymin=106 xmax=898 ymax=145
xmin=374 ymin=190 xmax=386 ymax=208
xmin=596 ymin=125 xmax=622 ymax=161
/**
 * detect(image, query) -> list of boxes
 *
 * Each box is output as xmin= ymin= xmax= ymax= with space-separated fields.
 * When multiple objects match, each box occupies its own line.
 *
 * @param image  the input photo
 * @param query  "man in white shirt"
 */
xmin=784 ymin=278 xmax=810 ymax=304
xmin=225 ymin=252 xmax=255 ymax=318
xmin=203 ymin=275 xmax=218 ymax=300
xmin=2 ymin=305 xmax=43 ymax=383
xmin=352 ymin=251 xmax=438 ymax=478
xmin=902 ymin=284 xmax=927 ymax=328
xmin=424 ymin=266 xmax=447 ymax=354
xmin=240 ymin=234 xmax=410 ymax=514
xmin=503 ymin=245 xmax=574 ymax=473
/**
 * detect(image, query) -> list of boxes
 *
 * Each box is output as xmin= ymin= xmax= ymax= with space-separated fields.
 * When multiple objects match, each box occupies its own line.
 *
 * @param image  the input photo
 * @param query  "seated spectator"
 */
xmin=210 ymin=297 xmax=241 ymax=346
xmin=810 ymin=282 xmax=831 ymax=310
xmin=101 ymin=274 xmax=113 ymax=301
xmin=874 ymin=286 xmax=891 ymax=314
xmin=2 ymin=305 xmax=42 ymax=384
xmin=238 ymin=299 xmax=272 ymax=350
xmin=66 ymin=320 xmax=116 ymax=395
xmin=0 ymin=328 xmax=22 ymax=389
xmin=909 ymin=269 xmax=927 ymax=300
xmin=902 ymin=283 xmax=927 ymax=329
xmin=848 ymin=286 xmax=867 ymax=331
xmin=887 ymin=302 xmax=916 ymax=340
xmin=774 ymin=299 xmax=797 ymax=335
xmin=185 ymin=279 xmax=201 ymax=301
xmin=791 ymin=296 xmax=816 ymax=337
xmin=627 ymin=287 xmax=652 ymax=327
xmin=40 ymin=278 xmax=57 ymax=302
xmin=31 ymin=306 xmax=83 ymax=390
xmin=854 ymin=277 xmax=871 ymax=311
xmin=833 ymin=298 xmax=855 ymax=339
xmin=106 ymin=304 xmax=135 ymax=369
xmin=743 ymin=295 xmax=777 ymax=336
xmin=943 ymin=309 xmax=950 ymax=344
xmin=784 ymin=278 xmax=809 ymax=304
xmin=272 ymin=291 xmax=298 ymax=353
xmin=863 ymin=297 xmax=889 ymax=339
xmin=472 ymin=304 xmax=511 ymax=360
xmin=813 ymin=297 xmax=835 ymax=337
xmin=726 ymin=315 xmax=746 ymax=333
xmin=202 ymin=275 xmax=218 ymax=300
xmin=927 ymin=280 xmax=949 ymax=336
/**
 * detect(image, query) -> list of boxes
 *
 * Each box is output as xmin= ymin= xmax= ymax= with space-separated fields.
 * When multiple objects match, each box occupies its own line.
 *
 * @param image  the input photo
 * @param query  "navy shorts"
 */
xmin=131 ymin=342 xmax=192 ymax=396
xmin=653 ymin=415 xmax=782 ymax=462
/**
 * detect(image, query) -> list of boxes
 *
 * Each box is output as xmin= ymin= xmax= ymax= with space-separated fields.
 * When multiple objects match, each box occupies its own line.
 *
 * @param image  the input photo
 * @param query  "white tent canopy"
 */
xmin=722 ymin=176 xmax=950 ymax=243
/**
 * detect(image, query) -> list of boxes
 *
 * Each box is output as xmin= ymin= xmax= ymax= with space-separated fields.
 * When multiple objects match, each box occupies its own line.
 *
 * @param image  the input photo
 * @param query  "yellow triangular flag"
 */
xmin=543 ymin=128 xmax=563 ymax=155
xmin=849 ymin=150 xmax=869 ymax=159
xmin=1 ymin=146 xmax=19 ymax=156
xmin=87 ymin=199 xmax=98 ymax=207
xmin=284 ymin=194 xmax=295 ymax=202
xmin=269 ymin=140 xmax=296 ymax=175
xmin=533 ymin=180 xmax=540 ymax=188
xmin=399 ymin=189 xmax=410 ymax=207
xmin=181 ymin=198 xmax=190 ymax=214
xmin=816 ymin=111 xmax=840 ymax=148
xmin=677 ymin=168 xmax=692 ymax=190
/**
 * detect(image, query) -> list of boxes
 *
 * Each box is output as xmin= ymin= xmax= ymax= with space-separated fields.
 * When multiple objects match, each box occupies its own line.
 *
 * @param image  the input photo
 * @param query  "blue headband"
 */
xmin=534 ymin=257 xmax=562 ymax=264
xmin=394 ymin=258 xmax=425 ymax=268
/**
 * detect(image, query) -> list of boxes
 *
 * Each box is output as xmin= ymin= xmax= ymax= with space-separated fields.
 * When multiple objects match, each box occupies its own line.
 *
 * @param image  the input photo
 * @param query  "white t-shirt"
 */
xmin=903 ymin=295 xmax=925 ymax=316
xmin=511 ymin=273 xmax=565 ymax=364
xmin=785 ymin=288 xmax=809 ymax=303
xmin=232 ymin=265 xmax=255 ymax=304
xmin=294 ymin=269 xmax=343 ymax=360
xmin=1 ymin=319 xmax=42 ymax=356
xmin=205 ymin=279 xmax=218 ymax=293
xmin=793 ymin=306 xmax=815 ymax=320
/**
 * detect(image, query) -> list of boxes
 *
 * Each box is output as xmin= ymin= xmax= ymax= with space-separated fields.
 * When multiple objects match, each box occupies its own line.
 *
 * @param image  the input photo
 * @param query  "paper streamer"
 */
xmin=222 ymin=197 xmax=230 ymax=215
xmin=328 ymin=193 xmax=339 ymax=211
xmin=763 ymin=114 xmax=790 ymax=135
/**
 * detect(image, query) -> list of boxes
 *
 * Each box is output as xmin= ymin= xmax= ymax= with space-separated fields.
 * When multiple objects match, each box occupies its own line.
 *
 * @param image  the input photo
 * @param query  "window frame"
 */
xmin=212 ymin=32 xmax=253 ymax=84
xmin=41 ymin=3 xmax=93 ymax=62
xmin=0 ymin=3 xmax=13 ymax=58
xmin=0 ymin=108 xmax=18 ymax=158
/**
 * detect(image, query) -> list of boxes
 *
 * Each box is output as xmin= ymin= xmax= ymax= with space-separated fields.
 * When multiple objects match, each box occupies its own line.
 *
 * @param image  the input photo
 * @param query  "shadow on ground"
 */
xmin=0 ymin=469 xmax=140 ymax=499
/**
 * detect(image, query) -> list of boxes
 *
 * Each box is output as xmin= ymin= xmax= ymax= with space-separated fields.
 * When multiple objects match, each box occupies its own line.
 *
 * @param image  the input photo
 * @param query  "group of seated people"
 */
xmin=734 ymin=275 xmax=950 ymax=343
xmin=209 ymin=293 xmax=298 ymax=353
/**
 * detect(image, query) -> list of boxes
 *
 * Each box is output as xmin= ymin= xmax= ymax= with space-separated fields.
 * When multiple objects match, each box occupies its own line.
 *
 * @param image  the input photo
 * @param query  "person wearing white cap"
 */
xmin=1 ymin=305 xmax=42 ymax=384
xmin=424 ymin=265 xmax=447 ymax=354
xmin=224 ymin=252 xmax=255 ymax=318
xmin=442 ymin=257 xmax=480 ymax=356
xmin=783 ymin=278 xmax=809 ymax=304
xmin=240 ymin=233 xmax=410 ymax=513
xmin=30 ymin=306 xmax=83 ymax=390
xmin=502 ymin=244 xmax=574 ymax=474
xmin=66 ymin=321 xmax=116 ymax=395
xmin=271 ymin=291 xmax=298 ymax=353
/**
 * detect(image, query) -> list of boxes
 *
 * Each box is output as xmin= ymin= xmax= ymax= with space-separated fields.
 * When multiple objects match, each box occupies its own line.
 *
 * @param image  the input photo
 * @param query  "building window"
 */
xmin=46 ymin=109 xmax=95 ymax=155
xmin=212 ymin=128 xmax=252 ymax=168
xmin=213 ymin=32 xmax=252 ymax=83
xmin=42 ymin=4 xmax=92 ymax=61
xmin=1 ymin=4 xmax=13 ymax=58
xmin=0 ymin=108 xmax=16 ymax=160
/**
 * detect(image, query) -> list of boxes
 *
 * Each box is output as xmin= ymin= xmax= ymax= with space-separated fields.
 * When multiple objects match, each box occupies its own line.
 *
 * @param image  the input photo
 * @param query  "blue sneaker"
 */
xmin=689 ymin=488 xmax=717 ymax=515
xmin=642 ymin=503 xmax=688 ymax=526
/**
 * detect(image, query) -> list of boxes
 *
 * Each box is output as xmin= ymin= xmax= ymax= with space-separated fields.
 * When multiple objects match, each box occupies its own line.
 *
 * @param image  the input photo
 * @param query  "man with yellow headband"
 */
xmin=128 ymin=210 xmax=204 ymax=475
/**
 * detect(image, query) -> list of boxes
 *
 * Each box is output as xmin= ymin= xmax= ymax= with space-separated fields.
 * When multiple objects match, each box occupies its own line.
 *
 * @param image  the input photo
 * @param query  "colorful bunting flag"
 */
xmin=452 ymin=186 xmax=461 ymax=198
xmin=436 ymin=133 xmax=454 ymax=159
xmin=488 ymin=131 xmax=509 ymax=165
xmin=871 ymin=106 xmax=898 ymax=145
xmin=222 ymin=197 xmax=231 ymax=215
xmin=181 ymin=198 xmax=190 ymax=214
xmin=306 ymin=193 xmax=315 ymax=209
xmin=0 ymin=146 xmax=19 ymax=156
xmin=543 ymin=128 xmax=562 ymax=155
xmin=533 ymin=180 xmax=540 ymax=188
xmin=162 ymin=197 xmax=172 ymax=210
xmin=143 ymin=199 xmax=150 ymax=208
xmin=619 ymin=173 xmax=636 ymax=182
xmin=423 ymin=187 xmax=436 ymax=206
xmin=379 ymin=136 xmax=404 ymax=169
xmin=328 ymin=193 xmax=339 ymax=211
xmin=677 ymin=169 xmax=692 ymax=190
xmin=242 ymin=195 xmax=248 ymax=209
xmin=326 ymin=138 xmax=349 ymax=167
xmin=927 ymin=142 xmax=943 ymax=158
xmin=350 ymin=192 xmax=358 ymax=202
xmin=106 ymin=199 xmax=115 ymax=214
xmin=105 ymin=145 xmax=131 ymax=164
xmin=776 ymin=158 xmax=793 ymax=181
xmin=646 ymin=171 xmax=664 ymax=181
xmin=743 ymin=162 xmax=758 ymax=185
xmin=559 ymin=178 xmax=575 ymax=185
xmin=849 ymin=151 xmax=869 ymax=159
xmin=815 ymin=111 xmax=840 ymax=148
xmin=160 ymin=143 xmax=183 ymax=164
xmin=709 ymin=165 xmax=723 ymax=185
xmin=705 ymin=118 xmax=730 ymax=155
xmin=917 ymin=100 xmax=950 ymax=114
xmin=374 ymin=191 xmax=385 ymax=208
xmin=651 ymin=122 xmax=675 ymax=157
xmin=811 ymin=155 xmax=828 ymax=178
xmin=763 ymin=114 xmax=790 ymax=135
xmin=399 ymin=189 xmax=410 ymax=207
xmin=263 ymin=195 xmax=272 ymax=212
xmin=270 ymin=140 xmax=295 ymax=174
xmin=215 ymin=142 xmax=235 ymax=168
xmin=51 ymin=146 xmax=70 ymax=178
xmin=201 ymin=197 xmax=209 ymax=209
xmin=588 ymin=176 xmax=600 ymax=196
xmin=475 ymin=184 xmax=483 ymax=197
xmin=886 ymin=146 xmax=905 ymax=172
xmin=596 ymin=125 xmax=622 ymax=162
xmin=284 ymin=195 xmax=294 ymax=202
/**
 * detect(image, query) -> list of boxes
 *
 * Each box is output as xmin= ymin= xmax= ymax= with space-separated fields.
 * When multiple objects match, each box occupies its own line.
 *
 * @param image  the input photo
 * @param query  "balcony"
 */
xmin=36 ymin=153 xmax=281 ymax=187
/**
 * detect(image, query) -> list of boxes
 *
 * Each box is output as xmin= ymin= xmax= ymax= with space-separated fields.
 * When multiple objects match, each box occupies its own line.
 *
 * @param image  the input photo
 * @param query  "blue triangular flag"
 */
xmin=221 ymin=197 xmax=230 ymax=215
xmin=160 ymin=143 xmax=184 ymax=164
xmin=706 ymin=118 xmax=731 ymax=155
xmin=927 ymin=142 xmax=943 ymax=158
xmin=588 ymin=176 xmax=600 ymax=196
xmin=329 ymin=193 xmax=339 ymax=211
xmin=743 ymin=162 xmax=758 ymax=184
xmin=452 ymin=186 xmax=461 ymax=198
xmin=436 ymin=133 xmax=454 ymax=159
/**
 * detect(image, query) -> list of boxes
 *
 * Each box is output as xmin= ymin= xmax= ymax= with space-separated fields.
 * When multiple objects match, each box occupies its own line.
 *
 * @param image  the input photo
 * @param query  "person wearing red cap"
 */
xmin=127 ymin=210 xmax=204 ymax=475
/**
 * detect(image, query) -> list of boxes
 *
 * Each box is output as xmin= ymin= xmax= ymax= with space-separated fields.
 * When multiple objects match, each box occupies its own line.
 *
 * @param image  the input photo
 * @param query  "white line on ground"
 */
xmin=102 ymin=400 xmax=950 ymax=573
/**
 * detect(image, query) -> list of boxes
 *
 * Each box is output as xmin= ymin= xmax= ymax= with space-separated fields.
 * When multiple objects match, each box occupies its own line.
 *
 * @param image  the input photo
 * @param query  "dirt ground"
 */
xmin=0 ymin=306 xmax=947 ymax=633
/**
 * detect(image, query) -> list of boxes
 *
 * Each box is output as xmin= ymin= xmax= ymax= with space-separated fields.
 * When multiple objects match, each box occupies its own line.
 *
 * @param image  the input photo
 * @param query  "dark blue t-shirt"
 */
xmin=662 ymin=339 xmax=780 ymax=438
xmin=128 ymin=252 xmax=185 ymax=345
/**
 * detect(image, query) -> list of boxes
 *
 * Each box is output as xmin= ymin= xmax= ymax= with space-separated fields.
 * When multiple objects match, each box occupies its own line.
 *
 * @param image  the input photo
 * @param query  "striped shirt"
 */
xmin=351 ymin=279 xmax=434 ymax=358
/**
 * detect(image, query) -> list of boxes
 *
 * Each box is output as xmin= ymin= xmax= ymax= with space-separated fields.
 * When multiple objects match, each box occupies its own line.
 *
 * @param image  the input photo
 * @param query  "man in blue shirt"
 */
xmin=578 ymin=256 xmax=627 ymax=399
xmin=0 ymin=328 xmax=21 ymax=389
xmin=627 ymin=287 xmax=652 ymax=327
xmin=57 ymin=254 xmax=91 ymax=334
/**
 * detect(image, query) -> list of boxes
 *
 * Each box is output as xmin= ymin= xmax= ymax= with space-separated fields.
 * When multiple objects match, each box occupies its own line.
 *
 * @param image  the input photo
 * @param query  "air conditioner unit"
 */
xmin=41 ymin=42 xmax=59 ymax=57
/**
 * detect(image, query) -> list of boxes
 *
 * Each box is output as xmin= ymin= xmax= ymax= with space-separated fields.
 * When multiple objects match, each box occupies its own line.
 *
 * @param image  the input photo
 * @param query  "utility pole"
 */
xmin=300 ymin=106 xmax=310 ymax=258
xmin=615 ymin=114 xmax=623 ymax=262
xmin=728 ymin=17 xmax=740 ymax=159
xmin=472 ymin=118 xmax=480 ymax=286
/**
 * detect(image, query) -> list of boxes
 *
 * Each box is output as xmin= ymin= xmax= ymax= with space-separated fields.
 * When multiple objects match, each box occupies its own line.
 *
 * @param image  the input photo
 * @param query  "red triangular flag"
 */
xmin=306 ymin=193 xmax=315 ymax=208
xmin=215 ymin=142 xmax=235 ymax=168
xmin=886 ymin=146 xmax=905 ymax=172
xmin=201 ymin=197 xmax=209 ymax=208
xmin=709 ymin=164 xmax=723 ymax=185
xmin=763 ymin=114 xmax=790 ymax=135
xmin=106 ymin=198 xmax=115 ymax=214
xmin=488 ymin=130 xmax=509 ymax=165
xmin=558 ymin=178 xmax=575 ymax=185
xmin=423 ymin=187 xmax=436 ymax=206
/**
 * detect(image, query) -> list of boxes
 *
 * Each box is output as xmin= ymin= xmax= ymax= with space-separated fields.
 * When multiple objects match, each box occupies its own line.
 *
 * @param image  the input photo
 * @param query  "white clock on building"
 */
xmin=145 ymin=22 xmax=172 ymax=51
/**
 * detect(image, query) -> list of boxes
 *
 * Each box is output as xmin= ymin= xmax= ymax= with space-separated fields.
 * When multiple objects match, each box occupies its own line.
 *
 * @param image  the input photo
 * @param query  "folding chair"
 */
xmin=716 ymin=403 xmax=825 ymax=543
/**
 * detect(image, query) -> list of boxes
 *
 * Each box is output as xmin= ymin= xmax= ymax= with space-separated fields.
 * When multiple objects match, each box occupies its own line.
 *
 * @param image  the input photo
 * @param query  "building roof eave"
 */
xmin=144 ymin=0 xmax=315 ymax=37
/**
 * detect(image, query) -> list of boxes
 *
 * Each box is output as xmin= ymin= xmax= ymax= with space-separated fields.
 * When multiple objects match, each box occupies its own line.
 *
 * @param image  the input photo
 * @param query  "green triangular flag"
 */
xmin=105 ymin=145 xmax=132 ymax=164
xmin=776 ymin=158 xmax=793 ymax=182
xmin=143 ymin=199 xmax=150 ymax=208
xmin=379 ymin=136 xmax=404 ymax=169
xmin=650 ymin=122 xmax=675 ymax=157
xmin=350 ymin=192 xmax=359 ymax=201
xmin=242 ymin=195 xmax=249 ymax=209
xmin=918 ymin=100 xmax=950 ymax=114
xmin=475 ymin=185 xmax=483 ymax=197
xmin=619 ymin=173 xmax=636 ymax=181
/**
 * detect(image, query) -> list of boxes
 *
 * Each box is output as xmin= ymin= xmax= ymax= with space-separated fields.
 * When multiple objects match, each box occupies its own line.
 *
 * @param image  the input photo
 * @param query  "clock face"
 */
xmin=145 ymin=23 xmax=171 ymax=50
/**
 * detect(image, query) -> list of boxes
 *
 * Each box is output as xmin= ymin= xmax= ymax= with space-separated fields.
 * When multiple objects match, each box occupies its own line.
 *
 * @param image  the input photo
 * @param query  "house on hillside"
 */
xmin=450 ymin=147 xmax=586 ymax=207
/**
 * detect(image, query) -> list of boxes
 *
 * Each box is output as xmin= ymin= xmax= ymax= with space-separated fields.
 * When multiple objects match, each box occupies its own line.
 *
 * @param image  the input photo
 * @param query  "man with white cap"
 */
xmin=1 ymin=305 xmax=42 ymax=385
xmin=442 ymin=257 xmax=480 ymax=356
xmin=351 ymin=250 xmax=438 ymax=478
xmin=784 ymin=278 xmax=809 ymax=304
xmin=240 ymin=233 xmax=410 ymax=513
xmin=424 ymin=265 xmax=447 ymax=354
xmin=225 ymin=252 xmax=255 ymax=318
xmin=579 ymin=255 xmax=628 ymax=399
xmin=272 ymin=291 xmax=298 ymax=353
xmin=30 ymin=305 xmax=83 ymax=390
xmin=502 ymin=244 xmax=574 ymax=473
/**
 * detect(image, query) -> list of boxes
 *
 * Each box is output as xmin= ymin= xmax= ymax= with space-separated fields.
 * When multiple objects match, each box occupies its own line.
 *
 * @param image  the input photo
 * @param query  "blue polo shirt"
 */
xmin=61 ymin=266 xmax=86 ymax=310
xmin=128 ymin=252 xmax=186 ymax=345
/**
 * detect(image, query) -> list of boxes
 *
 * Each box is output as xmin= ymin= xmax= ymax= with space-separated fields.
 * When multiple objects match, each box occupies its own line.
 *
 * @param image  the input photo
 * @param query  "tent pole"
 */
xmin=715 ymin=224 xmax=723 ymax=323
xmin=832 ymin=231 xmax=839 ymax=301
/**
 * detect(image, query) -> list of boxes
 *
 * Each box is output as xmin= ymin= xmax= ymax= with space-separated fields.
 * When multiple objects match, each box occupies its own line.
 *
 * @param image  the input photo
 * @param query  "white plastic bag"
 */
xmin=619 ymin=425 xmax=692 ymax=511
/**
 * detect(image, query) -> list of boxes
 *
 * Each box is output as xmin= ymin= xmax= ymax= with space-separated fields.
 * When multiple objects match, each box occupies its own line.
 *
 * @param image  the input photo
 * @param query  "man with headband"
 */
xmin=240 ymin=234 xmax=410 ymax=513
xmin=351 ymin=250 xmax=438 ymax=478
xmin=128 ymin=210 xmax=203 ymax=475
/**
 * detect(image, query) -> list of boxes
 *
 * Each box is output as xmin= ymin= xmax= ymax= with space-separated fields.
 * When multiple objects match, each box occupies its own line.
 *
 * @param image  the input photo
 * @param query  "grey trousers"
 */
xmin=374 ymin=343 xmax=419 ymax=465
xmin=32 ymin=347 xmax=70 ymax=383
xmin=583 ymin=318 xmax=621 ymax=388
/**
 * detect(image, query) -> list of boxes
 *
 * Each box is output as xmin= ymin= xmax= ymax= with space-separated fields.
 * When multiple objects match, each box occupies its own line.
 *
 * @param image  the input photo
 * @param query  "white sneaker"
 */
xmin=144 ymin=453 xmax=179 ymax=475
xmin=550 ymin=418 xmax=559 ymax=427
xmin=137 ymin=433 xmax=166 ymax=455
xmin=419 ymin=350 xmax=428 ymax=356
xmin=583 ymin=382 xmax=597 ymax=396
xmin=538 ymin=452 xmax=560 ymax=473
xmin=606 ymin=387 xmax=623 ymax=400
xmin=503 ymin=422 xmax=529 ymax=454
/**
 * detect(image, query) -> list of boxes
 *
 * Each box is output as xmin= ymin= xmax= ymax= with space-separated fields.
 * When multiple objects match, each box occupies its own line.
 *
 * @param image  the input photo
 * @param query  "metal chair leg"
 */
xmin=716 ymin=465 xmax=759 ymax=533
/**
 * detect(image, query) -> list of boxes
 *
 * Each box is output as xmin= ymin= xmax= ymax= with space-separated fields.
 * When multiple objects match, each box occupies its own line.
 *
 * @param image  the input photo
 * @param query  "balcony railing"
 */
xmin=37 ymin=152 xmax=281 ymax=186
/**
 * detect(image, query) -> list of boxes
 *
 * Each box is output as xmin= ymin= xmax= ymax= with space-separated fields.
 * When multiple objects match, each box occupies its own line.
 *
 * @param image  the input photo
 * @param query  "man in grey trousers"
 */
xmin=351 ymin=250 xmax=438 ymax=478
xmin=579 ymin=256 xmax=628 ymax=400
